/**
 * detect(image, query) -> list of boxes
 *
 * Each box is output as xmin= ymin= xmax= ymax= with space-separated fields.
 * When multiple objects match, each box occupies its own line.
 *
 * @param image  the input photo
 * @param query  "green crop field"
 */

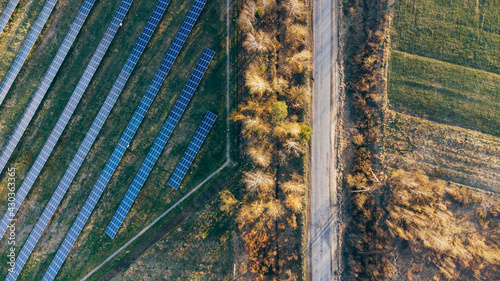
xmin=392 ymin=0 xmax=500 ymax=74
xmin=388 ymin=0 xmax=500 ymax=137
xmin=0 ymin=0 xmax=230 ymax=280
xmin=388 ymin=51 xmax=500 ymax=136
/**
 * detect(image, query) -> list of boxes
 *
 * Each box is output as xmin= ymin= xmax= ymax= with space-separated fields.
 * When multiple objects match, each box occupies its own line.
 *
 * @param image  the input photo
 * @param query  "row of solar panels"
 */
xmin=0 ymin=0 xmax=59 ymax=106
xmin=0 ymin=0 xmax=117 ymax=241
xmin=0 ymin=0 xmax=216 ymax=280
xmin=4 ymin=0 xmax=136 ymax=279
xmin=105 ymin=48 xmax=215 ymax=239
xmin=0 ymin=0 xmax=20 ymax=36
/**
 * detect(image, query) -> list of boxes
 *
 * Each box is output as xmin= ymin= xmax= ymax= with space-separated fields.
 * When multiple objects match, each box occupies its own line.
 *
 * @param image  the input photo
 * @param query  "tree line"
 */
xmin=229 ymin=0 xmax=312 ymax=279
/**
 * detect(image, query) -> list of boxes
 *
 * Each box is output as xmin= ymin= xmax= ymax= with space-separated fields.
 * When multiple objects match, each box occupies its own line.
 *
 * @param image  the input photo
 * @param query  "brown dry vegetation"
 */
xmin=233 ymin=0 xmax=312 ymax=279
xmin=382 ymin=110 xmax=500 ymax=194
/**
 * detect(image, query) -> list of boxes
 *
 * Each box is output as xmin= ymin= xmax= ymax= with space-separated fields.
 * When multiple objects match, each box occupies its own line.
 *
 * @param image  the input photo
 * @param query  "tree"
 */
xmin=284 ymin=140 xmax=304 ymax=156
xmin=273 ymin=76 xmax=289 ymax=94
xmin=237 ymin=1 xmax=256 ymax=32
xmin=246 ymin=70 xmax=272 ymax=98
xmin=243 ymin=30 xmax=272 ymax=53
xmin=266 ymin=199 xmax=285 ymax=220
xmin=286 ymin=23 xmax=308 ymax=50
xmin=247 ymin=145 xmax=272 ymax=167
xmin=271 ymin=100 xmax=288 ymax=124
xmin=284 ymin=0 xmax=306 ymax=21
xmin=281 ymin=175 xmax=307 ymax=194
xmin=242 ymin=117 xmax=271 ymax=138
xmin=285 ymin=193 xmax=304 ymax=213
xmin=289 ymin=85 xmax=311 ymax=108
xmin=287 ymin=50 xmax=312 ymax=73
xmin=243 ymin=171 xmax=275 ymax=194
xmin=299 ymin=123 xmax=313 ymax=142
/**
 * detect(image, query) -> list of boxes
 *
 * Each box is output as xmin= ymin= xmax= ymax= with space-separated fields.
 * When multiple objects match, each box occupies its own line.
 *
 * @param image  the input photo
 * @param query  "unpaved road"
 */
xmin=310 ymin=0 xmax=340 ymax=280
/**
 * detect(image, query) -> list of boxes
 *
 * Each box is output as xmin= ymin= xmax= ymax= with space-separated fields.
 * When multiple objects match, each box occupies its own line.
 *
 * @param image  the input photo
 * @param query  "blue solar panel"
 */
xmin=0 ymin=0 xmax=19 ymax=36
xmin=168 ymin=111 xmax=216 ymax=189
xmin=105 ymin=48 xmax=214 ymax=240
xmin=41 ymin=1 xmax=208 ymax=280
xmin=2 ymin=2 xmax=133 ymax=280
xmin=0 ymin=0 xmax=58 ymax=106
xmin=0 ymin=0 xmax=97 ymax=241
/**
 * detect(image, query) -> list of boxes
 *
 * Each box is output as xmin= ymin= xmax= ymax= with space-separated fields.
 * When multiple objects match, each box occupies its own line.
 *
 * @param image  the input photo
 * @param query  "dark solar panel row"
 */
xmin=168 ymin=111 xmax=217 ymax=189
xmin=40 ymin=0 xmax=177 ymax=279
xmin=0 ymin=0 xmax=97 ymax=243
xmin=105 ymin=47 xmax=214 ymax=239
xmin=0 ymin=0 xmax=19 ymax=36
xmin=0 ymin=0 xmax=58 ymax=106
xmin=3 ymin=1 xmax=134 ymax=280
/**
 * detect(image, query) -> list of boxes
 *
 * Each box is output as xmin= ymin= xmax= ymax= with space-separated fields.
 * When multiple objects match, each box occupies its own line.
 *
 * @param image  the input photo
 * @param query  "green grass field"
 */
xmin=392 ymin=0 xmax=500 ymax=74
xmin=388 ymin=51 xmax=500 ymax=136
xmin=0 ymin=0 xmax=230 ymax=279
xmin=389 ymin=0 xmax=500 ymax=137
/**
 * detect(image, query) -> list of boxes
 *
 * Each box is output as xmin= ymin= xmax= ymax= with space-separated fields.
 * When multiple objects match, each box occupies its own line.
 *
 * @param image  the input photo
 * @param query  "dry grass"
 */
xmin=382 ymin=110 xmax=500 ymax=194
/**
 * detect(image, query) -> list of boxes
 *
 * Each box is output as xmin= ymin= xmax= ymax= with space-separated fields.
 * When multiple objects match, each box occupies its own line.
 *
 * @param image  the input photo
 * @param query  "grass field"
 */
xmin=392 ymin=0 xmax=500 ymax=74
xmin=389 ymin=0 xmax=500 ymax=137
xmin=111 ymin=180 xmax=238 ymax=281
xmin=382 ymin=110 xmax=500 ymax=193
xmin=388 ymin=50 xmax=500 ymax=136
xmin=0 ymin=0 xmax=229 ymax=279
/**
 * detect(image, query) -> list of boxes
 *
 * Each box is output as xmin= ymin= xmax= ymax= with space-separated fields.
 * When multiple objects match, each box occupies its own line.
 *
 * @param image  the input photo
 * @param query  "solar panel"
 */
xmin=0 ymin=0 xmax=59 ymax=106
xmin=168 ymin=111 xmax=217 ymax=190
xmin=105 ymin=48 xmax=214 ymax=240
xmin=0 ymin=0 xmax=98 ymax=241
xmin=0 ymin=0 xmax=19 ymax=37
xmin=2 ymin=2 xmax=133 ymax=280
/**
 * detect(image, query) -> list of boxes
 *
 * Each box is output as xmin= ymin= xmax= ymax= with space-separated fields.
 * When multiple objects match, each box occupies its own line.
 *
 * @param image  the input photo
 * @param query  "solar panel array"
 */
xmin=168 ymin=111 xmax=217 ymax=189
xmin=40 ymin=0 xmax=188 ymax=279
xmin=106 ymin=47 xmax=214 ymax=239
xmin=0 ymin=0 xmax=59 ymax=106
xmin=0 ymin=0 xmax=98 ymax=242
xmin=0 ymin=0 xmax=19 ymax=36
xmin=3 ymin=2 xmax=134 ymax=280
xmin=0 ymin=0 xmax=96 ymax=239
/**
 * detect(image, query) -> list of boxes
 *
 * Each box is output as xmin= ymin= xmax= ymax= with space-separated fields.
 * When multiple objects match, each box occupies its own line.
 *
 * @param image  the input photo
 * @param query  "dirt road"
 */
xmin=310 ymin=0 xmax=340 ymax=279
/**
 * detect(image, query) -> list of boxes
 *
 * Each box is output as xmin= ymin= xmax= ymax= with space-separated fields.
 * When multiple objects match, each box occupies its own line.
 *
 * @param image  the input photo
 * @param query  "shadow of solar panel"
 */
xmin=0 ymin=0 xmax=59 ymax=106
xmin=168 ymin=111 xmax=217 ymax=190
xmin=2 ymin=1 xmax=134 ymax=281
xmin=0 ymin=0 xmax=98 ymax=243
xmin=105 ymin=47 xmax=214 ymax=240
xmin=0 ymin=0 xmax=19 ymax=36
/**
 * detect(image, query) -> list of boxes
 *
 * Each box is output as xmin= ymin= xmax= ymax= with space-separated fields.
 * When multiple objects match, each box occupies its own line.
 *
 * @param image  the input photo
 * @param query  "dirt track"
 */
xmin=309 ymin=0 xmax=340 ymax=279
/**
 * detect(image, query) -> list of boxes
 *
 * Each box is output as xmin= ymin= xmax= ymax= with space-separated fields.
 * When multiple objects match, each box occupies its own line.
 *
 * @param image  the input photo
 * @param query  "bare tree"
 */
xmin=237 ymin=1 xmax=257 ymax=32
xmin=246 ymin=70 xmax=272 ymax=98
xmin=273 ymin=76 xmax=289 ymax=94
xmin=247 ymin=145 xmax=272 ymax=167
xmin=285 ymin=193 xmax=304 ymax=213
xmin=281 ymin=174 xmax=307 ymax=194
xmin=243 ymin=170 xmax=275 ymax=194
xmin=243 ymin=30 xmax=272 ymax=53
xmin=266 ymin=199 xmax=285 ymax=220
xmin=284 ymin=0 xmax=306 ymax=21
xmin=287 ymin=50 xmax=312 ymax=73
